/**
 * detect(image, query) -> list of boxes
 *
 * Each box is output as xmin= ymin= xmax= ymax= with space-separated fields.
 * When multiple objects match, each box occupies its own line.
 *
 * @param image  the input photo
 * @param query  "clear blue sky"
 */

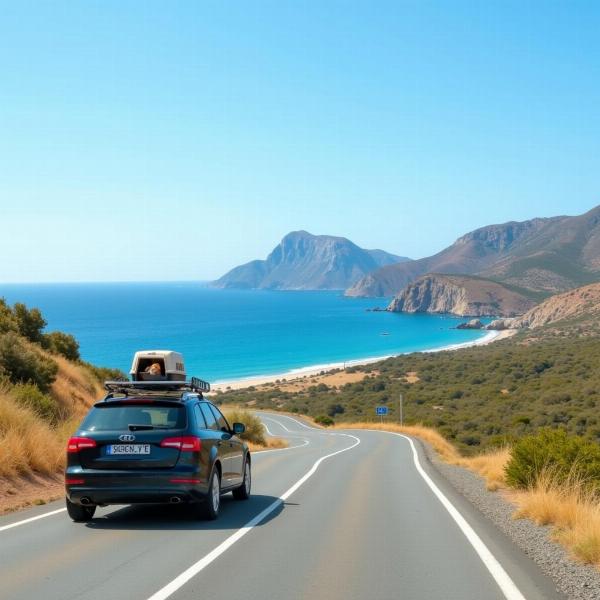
xmin=1 ymin=1 xmax=599 ymax=282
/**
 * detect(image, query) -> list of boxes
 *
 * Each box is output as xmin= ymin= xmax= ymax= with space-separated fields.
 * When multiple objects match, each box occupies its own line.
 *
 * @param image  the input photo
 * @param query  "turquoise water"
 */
xmin=0 ymin=283 xmax=488 ymax=382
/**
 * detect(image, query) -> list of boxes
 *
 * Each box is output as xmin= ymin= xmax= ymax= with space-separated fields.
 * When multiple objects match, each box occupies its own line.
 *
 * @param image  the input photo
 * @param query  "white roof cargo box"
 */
xmin=130 ymin=350 xmax=186 ymax=382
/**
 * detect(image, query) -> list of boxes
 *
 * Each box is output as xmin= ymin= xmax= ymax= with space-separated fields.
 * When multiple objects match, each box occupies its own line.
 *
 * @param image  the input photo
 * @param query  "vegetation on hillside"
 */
xmin=218 ymin=319 xmax=600 ymax=454
xmin=0 ymin=299 xmax=124 ymax=478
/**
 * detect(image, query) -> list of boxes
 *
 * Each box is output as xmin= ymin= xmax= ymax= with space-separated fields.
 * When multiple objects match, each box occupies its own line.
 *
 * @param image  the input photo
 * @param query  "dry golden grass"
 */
xmin=333 ymin=421 xmax=461 ymax=463
xmin=247 ymin=438 xmax=289 ymax=452
xmin=509 ymin=471 xmax=600 ymax=567
xmin=49 ymin=353 xmax=103 ymax=418
xmin=459 ymin=447 xmax=511 ymax=491
xmin=0 ymin=386 xmax=65 ymax=477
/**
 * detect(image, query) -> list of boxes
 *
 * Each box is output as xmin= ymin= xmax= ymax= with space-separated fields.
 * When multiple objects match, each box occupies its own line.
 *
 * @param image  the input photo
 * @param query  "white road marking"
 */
xmin=252 ymin=438 xmax=310 ymax=454
xmin=0 ymin=508 xmax=67 ymax=532
xmin=269 ymin=413 xmax=319 ymax=430
xmin=357 ymin=430 xmax=527 ymax=600
xmin=146 ymin=433 xmax=361 ymax=600
xmin=261 ymin=415 xmax=293 ymax=433
xmin=262 ymin=421 xmax=276 ymax=436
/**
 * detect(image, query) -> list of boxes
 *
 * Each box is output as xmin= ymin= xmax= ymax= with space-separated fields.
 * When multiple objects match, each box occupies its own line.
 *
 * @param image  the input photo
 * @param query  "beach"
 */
xmin=211 ymin=328 xmax=517 ymax=392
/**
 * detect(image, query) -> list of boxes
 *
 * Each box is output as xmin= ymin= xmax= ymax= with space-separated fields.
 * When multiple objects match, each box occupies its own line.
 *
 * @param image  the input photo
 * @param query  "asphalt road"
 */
xmin=0 ymin=413 xmax=565 ymax=600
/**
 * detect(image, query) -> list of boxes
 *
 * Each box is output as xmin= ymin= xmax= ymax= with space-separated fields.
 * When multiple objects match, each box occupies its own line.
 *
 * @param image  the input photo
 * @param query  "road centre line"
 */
xmin=146 ymin=432 xmax=361 ymax=600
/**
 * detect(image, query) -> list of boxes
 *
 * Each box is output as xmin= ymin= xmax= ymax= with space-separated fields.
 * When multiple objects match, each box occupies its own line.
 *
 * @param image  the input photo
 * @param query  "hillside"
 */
xmin=212 ymin=231 xmax=409 ymax=290
xmin=513 ymin=282 xmax=600 ymax=330
xmin=347 ymin=205 xmax=600 ymax=297
xmin=387 ymin=274 xmax=537 ymax=317
xmin=218 ymin=316 xmax=600 ymax=454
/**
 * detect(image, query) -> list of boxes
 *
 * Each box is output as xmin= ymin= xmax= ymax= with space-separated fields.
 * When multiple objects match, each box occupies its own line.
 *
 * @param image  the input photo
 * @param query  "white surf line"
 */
xmin=146 ymin=432 xmax=361 ymax=600
xmin=354 ymin=429 xmax=526 ymax=600
xmin=0 ymin=508 xmax=67 ymax=533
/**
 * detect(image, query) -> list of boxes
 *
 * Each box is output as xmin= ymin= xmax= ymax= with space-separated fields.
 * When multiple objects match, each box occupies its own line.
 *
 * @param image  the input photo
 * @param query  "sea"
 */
xmin=0 ymin=283 xmax=490 ymax=383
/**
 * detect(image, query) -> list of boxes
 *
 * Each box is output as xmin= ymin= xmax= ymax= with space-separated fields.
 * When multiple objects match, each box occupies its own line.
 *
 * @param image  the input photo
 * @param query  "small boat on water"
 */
xmin=380 ymin=332 xmax=390 ymax=336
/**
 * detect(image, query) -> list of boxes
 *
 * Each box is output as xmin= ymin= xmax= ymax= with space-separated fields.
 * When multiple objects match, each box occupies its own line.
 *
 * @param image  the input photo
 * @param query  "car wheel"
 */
xmin=202 ymin=469 xmax=221 ymax=520
xmin=232 ymin=460 xmax=251 ymax=500
xmin=66 ymin=497 xmax=96 ymax=522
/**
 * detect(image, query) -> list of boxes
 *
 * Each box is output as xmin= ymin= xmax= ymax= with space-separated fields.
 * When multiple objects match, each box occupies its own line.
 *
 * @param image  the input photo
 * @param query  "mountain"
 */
xmin=513 ymin=282 xmax=600 ymax=329
xmin=347 ymin=205 xmax=600 ymax=297
xmin=387 ymin=274 xmax=537 ymax=317
xmin=212 ymin=231 xmax=410 ymax=290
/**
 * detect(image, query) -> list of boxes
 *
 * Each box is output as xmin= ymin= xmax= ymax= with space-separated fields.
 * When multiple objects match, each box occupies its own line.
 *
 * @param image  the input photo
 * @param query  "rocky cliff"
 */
xmin=212 ymin=231 xmax=409 ymax=290
xmin=387 ymin=274 xmax=537 ymax=317
xmin=348 ymin=205 xmax=600 ymax=297
xmin=513 ymin=282 xmax=600 ymax=329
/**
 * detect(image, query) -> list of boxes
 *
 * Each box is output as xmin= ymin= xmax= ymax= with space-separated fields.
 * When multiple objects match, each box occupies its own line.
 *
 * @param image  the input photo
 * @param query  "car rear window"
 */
xmin=82 ymin=405 xmax=187 ymax=431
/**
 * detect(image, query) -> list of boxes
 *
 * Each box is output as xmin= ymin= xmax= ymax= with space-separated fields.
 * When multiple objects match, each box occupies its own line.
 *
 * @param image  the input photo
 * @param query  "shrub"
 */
xmin=42 ymin=331 xmax=80 ymax=361
xmin=13 ymin=302 xmax=46 ymax=343
xmin=315 ymin=415 xmax=334 ymax=426
xmin=221 ymin=408 xmax=266 ymax=445
xmin=505 ymin=428 xmax=600 ymax=490
xmin=0 ymin=299 xmax=17 ymax=334
xmin=10 ymin=383 xmax=61 ymax=422
xmin=0 ymin=333 xmax=58 ymax=392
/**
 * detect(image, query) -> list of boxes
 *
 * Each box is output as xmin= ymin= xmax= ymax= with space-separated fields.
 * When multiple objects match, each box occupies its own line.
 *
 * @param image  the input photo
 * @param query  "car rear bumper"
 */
xmin=65 ymin=469 xmax=210 ymax=506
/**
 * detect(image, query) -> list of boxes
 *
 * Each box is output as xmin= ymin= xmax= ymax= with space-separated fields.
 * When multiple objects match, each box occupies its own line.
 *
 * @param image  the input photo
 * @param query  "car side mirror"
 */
xmin=232 ymin=422 xmax=245 ymax=435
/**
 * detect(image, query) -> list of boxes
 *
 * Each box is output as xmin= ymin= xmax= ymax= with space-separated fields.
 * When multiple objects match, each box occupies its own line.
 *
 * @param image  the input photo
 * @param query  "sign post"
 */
xmin=376 ymin=406 xmax=388 ymax=424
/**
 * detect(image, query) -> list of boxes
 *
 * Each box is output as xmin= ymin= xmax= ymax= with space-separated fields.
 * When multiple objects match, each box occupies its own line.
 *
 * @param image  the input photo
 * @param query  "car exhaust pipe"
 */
xmin=80 ymin=497 xmax=92 ymax=505
xmin=169 ymin=496 xmax=182 ymax=504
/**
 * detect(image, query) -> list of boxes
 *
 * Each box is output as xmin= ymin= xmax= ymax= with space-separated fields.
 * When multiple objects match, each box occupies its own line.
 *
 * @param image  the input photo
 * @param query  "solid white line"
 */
xmin=252 ymin=438 xmax=310 ymax=454
xmin=146 ymin=433 xmax=361 ymax=600
xmin=260 ymin=415 xmax=293 ymax=433
xmin=355 ymin=429 xmax=526 ymax=600
xmin=0 ymin=508 xmax=67 ymax=532
xmin=262 ymin=421 xmax=276 ymax=436
xmin=273 ymin=414 xmax=319 ymax=430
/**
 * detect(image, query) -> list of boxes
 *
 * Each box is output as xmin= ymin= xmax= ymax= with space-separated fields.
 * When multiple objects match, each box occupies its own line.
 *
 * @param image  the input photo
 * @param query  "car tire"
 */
xmin=232 ymin=459 xmax=251 ymax=500
xmin=66 ymin=497 xmax=96 ymax=522
xmin=202 ymin=469 xmax=221 ymax=520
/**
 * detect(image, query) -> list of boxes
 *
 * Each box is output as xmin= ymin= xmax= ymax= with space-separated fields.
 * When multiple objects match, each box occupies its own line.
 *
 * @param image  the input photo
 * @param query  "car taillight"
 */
xmin=160 ymin=436 xmax=201 ymax=451
xmin=67 ymin=436 xmax=97 ymax=453
xmin=65 ymin=477 xmax=85 ymax=485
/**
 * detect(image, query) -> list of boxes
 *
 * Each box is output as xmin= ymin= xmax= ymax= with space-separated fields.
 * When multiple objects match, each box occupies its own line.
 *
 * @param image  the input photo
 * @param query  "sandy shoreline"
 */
xmin=211 ymin=328 xmax=517 ymax=392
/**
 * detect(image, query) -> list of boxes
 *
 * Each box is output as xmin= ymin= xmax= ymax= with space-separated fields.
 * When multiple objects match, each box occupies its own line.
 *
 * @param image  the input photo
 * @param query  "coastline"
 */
xmin=211 ymin=328 xmax=517 ymax=392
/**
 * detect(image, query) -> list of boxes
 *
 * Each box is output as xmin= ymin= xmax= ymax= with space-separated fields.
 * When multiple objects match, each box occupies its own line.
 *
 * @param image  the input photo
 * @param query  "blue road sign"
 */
xmin=376 ymin=406 xmax=388 ymax=416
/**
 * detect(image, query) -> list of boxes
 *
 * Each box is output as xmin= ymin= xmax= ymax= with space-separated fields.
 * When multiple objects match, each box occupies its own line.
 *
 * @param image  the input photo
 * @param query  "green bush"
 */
xmin=13 ymin=302 xmax=46 ymax=343
xmin=221 ymin=408 xmax=266 ymax=445
xmin=10 ymin=383 xmax=61 ymax=422
xmin=0 ymin=299 xmax=17 ymax=334
xmin=0 ymin=333 xmax=58 ymax=392
xmin=315 ymin=415 xmax=334 ymax=427
xmin=505 ymin=428 xmax=600 ymax=490
xmin=42 ymin=331 xmax=80 ymax=361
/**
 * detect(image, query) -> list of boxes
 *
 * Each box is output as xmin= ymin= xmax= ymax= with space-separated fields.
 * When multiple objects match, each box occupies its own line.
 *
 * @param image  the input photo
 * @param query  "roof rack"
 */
xmin=103 ymin=377 xmax=210 ymax=399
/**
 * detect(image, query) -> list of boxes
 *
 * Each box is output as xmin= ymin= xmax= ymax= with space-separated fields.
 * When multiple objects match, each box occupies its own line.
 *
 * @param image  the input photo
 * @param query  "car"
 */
xmin=64 ymin=369 xmax=251 ymax=522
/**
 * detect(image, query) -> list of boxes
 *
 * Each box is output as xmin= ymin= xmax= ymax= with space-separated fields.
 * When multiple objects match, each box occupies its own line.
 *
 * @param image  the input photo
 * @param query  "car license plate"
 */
xmin=107 ymin=444 xmax=151 ymax=455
